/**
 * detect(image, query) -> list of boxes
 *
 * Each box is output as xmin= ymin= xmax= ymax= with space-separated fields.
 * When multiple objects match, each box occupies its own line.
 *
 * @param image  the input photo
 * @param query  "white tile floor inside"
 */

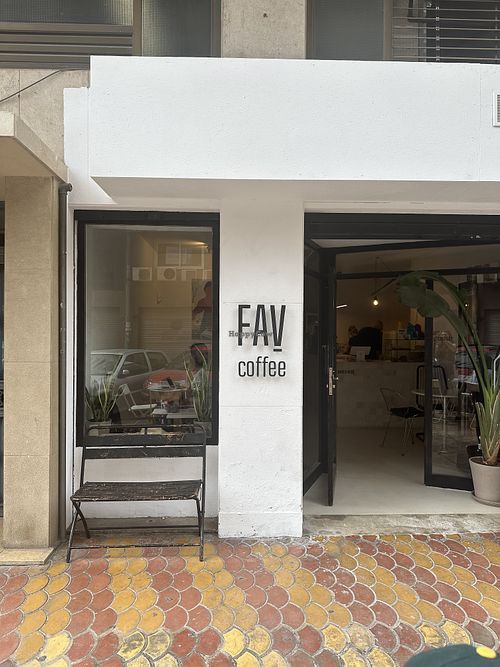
xmin=303 ymin=427 xmax=499 ymax=515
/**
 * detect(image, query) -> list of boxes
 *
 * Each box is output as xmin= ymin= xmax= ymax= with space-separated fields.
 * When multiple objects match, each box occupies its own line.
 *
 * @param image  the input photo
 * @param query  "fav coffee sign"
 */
xmin=231 ymin=304 xmax=287 ymax=378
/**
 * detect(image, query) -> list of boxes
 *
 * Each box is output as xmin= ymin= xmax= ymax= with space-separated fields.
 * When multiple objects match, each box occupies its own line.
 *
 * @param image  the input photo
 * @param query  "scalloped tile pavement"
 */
xmin=0 ymin=532 xmax=498 ymax=666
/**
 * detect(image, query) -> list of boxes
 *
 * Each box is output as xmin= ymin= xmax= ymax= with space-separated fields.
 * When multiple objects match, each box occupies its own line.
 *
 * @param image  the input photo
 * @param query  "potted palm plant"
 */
xmin=85 ymin=377 xmax=120 ymax=434
xmin=397 ymin=271 xmax=500 ymax=506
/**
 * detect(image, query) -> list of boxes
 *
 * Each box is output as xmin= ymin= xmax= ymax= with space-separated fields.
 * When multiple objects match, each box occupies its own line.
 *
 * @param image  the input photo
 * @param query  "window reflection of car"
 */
xmin=90 ymin=349 xmax=169 ymax=400
xmin=143 ymin=344 xmax=212 ymax=390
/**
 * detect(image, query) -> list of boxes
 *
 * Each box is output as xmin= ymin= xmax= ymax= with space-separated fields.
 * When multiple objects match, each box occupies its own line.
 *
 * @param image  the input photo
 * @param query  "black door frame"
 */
xmin=304 ymin=212 xmax=500 ymax=499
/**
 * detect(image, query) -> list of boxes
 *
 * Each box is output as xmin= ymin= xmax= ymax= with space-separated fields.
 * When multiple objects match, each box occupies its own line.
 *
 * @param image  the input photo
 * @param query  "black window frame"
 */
xmin=76 ymin=210 xmax=220 ymax=447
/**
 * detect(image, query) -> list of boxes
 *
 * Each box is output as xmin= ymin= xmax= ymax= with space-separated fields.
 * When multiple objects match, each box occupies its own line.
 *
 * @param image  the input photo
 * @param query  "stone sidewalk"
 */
xmin=0 ymin=532 xmax=498 ymax=666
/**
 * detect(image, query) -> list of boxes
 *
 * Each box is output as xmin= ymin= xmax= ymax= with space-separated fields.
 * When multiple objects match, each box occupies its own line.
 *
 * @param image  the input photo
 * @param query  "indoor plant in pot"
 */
xmin=396 ymin=271 xmax=500 ymax=506
xmin=85 ymin=377 xmax=120 ymax=434
xmin=185 ymin=349 xmax=212 ymax=438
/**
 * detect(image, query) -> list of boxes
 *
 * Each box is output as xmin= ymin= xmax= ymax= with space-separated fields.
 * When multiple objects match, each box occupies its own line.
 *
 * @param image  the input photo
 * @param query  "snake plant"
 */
xmin=85 ymin=377 xmax=119 ymax=423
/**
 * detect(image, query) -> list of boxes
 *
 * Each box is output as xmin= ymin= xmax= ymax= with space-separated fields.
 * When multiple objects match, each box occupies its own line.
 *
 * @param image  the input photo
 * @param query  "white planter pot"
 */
xmin=469 ymin=457 xmax=500 ymax=507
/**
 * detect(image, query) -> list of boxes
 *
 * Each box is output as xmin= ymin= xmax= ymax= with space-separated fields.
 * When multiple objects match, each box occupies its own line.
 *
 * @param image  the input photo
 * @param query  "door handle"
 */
xmin=328 ymin=367 xmax=338 ymax=396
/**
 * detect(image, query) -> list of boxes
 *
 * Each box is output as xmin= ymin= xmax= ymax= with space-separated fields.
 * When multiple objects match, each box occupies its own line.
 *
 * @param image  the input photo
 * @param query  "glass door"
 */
xmin=326 ymin=255 xmax=338 ymax=505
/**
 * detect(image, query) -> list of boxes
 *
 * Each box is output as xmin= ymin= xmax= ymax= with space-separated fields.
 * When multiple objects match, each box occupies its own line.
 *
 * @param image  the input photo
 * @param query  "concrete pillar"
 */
xmin=218 ymin=194 xmax=304 ymax=537
xmin=3 ymin=177 xmax=59 ymax=549
xmin=222 ymin=0 xmax=307 ymax=58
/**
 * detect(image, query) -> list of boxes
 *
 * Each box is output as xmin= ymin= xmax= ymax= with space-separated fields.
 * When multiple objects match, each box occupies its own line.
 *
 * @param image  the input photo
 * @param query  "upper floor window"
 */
xmin=0 ymin=0 xmax=220 ymax=68
xmin=308 ymin=0 xmax=500 ymax=64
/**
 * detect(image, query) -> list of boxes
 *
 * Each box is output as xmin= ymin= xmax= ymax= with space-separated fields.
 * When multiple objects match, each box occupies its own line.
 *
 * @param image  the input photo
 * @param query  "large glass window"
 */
xmin=78 ymin=214 xmax=218 ymax=444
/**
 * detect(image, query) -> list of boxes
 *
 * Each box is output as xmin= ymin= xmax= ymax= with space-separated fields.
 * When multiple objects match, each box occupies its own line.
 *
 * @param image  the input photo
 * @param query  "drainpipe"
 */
xmin=58 ymin=183 xmax=72 ymax=541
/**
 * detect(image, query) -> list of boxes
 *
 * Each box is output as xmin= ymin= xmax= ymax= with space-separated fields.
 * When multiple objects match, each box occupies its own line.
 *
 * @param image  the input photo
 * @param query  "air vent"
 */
xmin=157 ymin=267 xmax=177 ymax=282
xmin=132 ymin=267 xmax=152 ymax=282
xmin=494 ymin=93 xmax=500 ymax=127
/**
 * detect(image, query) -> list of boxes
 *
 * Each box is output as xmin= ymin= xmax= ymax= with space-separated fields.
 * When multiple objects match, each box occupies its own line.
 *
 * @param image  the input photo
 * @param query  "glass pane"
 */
xmin=303 ymin=273 xmax=322 ymax=479
xmin=0 ymin=0 xmax=132 ymax=24
xmin=142 ymin=0 xmax=212 ymax=56
xmin=84 ymin=224 xmax=214 ymax=439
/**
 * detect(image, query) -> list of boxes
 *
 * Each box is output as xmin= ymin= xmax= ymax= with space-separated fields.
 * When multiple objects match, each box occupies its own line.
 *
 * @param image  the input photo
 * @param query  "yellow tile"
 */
xmin=122 ymin=547 xmax=143 ymax=558
xmin=482 ymin=598 xmax=500 ymax=618
xmin=131 ymin=571 xmax=151 ymax=592
xmin=185 ymin=556 xmax=205 ymax=573
xmin=305 ymin=602 xmax=329 ymax=629
xmin=356 ymin=553 xmax=377 ymax=571
xmin=262 ymin=555 xmax=281 ymax=573
xmin=270 ymin=543 xmax=287 ymax=557
xmin=418 ymin=623 xmax=446 ymax=648
xmin=234 ymin=604 xmax=258 ymax=632
xmin=252 ymin=543 xmax=270 ymax=557
xmin=451 ymin=565 xmax=474 ymax=584
xmin=412 ymin=541 xmax=431 ymax=555
xmin=339 ymin=554 xmax=357 ymax=570
xmin=145 ymin=629 xmax=171 ymax=660
xmin=139 ymin=607 xmax=165 ymax=634
xmin=223 ymin=628 xmax=246 ymax=657
xmin=22 ymin=591 xmax=48 ymax=614
xmin=477 ymin=582 xmax=500 ymax=602
xmin=248 ymin=626 xmax=271 ymax=656
xmin=236 ymin=652 xmax=260 ymax=667
xmin=323 ymin=624 xmax=347 ymax=652
xmin=368 ymin=648 xmax=396 ymax=666
xmin=45 ymin=590 xmax=70 ymax=615
xmin=224 ymin=586 xmax=246 ymax=609
xmin=295 ymin=568 xmax=315 ymax=588
xmin=289 ymin=584 xmax=310 ymax=607
xmin=374 ymin=567 xmax=396 ymax=587
xmin=42 ymin=609 xmax=70 ymax=635
xmin=442 ymin=621 xmax=472 ymax=645
xmin=194 ymin=570 xmax=214 ymax=590
xmin=415 ymin=600 xmax=444 ymax=624
xmin=108 ymin=558 xmax=128 ymax=575
xmin=310 ymin=584 xmax=332 ymax=607
xmin=373 ymin=583 xmax=397 ymax=605
xmin=205 ymin=556 xmax=224 ymax=573
xmin=394 ymin=582 xmax=418 ymax=605
xmin=455 ymin=580 xmax=482 ymax=602
xmin=38 ymin=633 xmax=71 ymax=662
xmin=262 ymin=651 xmax=288 ymax=667
xmin=349 ymin=623 xmax=375 ymax=652
xmin=45 ymin=659 xmax=67 ymax=667
xmin=203 ymin=587 xmax=223 ymax=609
xmin=413 ymin=553 xmax=434 ymax=569
xmin=212 ymin=605 xmax=235 ymax=632
xmin=154 ymin=656 xmax=179 ymax=667
xmin=112 ymin=589 xmax=136 ymax=613
xmin=135 ymin=588 xmax=157 ymax=611
xmin=19 ymin=610 xmax=46 ymax=636
xmin=341 ymin=541 xmax=360 ymax=556
xmin=214 ymin=570 xmax=234 ymax=590
xmin=380 ymin=535 xmax=397 ymax=543
xmin=433 ymin=566 xmax=457 ymax=585
xmin=430 ymin=552 xmax=452 ymax=569
xmin=355 ymin=568 xmax=376 ymax=587
xmin=110 ymin=573 xmax=132 ymax=593
xmin=116 ymin=608 xmax=141 ymax=634
xmin=117 ymin=631 xmax=147 ymax=661
xmin=342 ymin=647 xmax=368 ymax=666
xmin=394 ymin=601 xmax=421 ymax=626
xmin=281 ymin=555 xmax=301 ymax=571
xmin=127 ymin=657 xmax=150 ymax=667
xmin=327 ymin=602 xmax=352 ymax=628
xmin=15 ymin=633 xmax=45 ymax=664
xmin=46 ymin=563 xmax=67 ymax=577
xmin=126 ymin=558 xmax=148 ymax=576
xmin=45 ymin=574 xmax=70 ymax=596
xmin=24 ymin=574 xmax=49 ymax=594
xmin=275 ymin=568 xmax=294 ymax=589
xmin=394 ymin=541 xmax=413 ymax=555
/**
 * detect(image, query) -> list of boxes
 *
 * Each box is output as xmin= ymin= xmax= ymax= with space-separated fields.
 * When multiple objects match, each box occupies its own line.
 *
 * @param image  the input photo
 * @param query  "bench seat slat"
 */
xmin=71 ymin=480 xmax=202 ymax=502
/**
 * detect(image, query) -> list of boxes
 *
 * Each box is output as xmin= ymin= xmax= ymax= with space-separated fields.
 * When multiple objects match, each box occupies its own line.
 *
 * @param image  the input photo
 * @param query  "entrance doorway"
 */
xmin=303 ymin=214 xmax=500 ymax=513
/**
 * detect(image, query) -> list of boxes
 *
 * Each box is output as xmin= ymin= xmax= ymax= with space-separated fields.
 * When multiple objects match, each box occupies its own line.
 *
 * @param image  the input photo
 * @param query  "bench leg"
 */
xmin=74 ymin=502 xmax=91 ymax=539
xmin=66 ymin=501 xmax=90 ymax=563
xmin=195 ymin=497 xmax=204 ymax=562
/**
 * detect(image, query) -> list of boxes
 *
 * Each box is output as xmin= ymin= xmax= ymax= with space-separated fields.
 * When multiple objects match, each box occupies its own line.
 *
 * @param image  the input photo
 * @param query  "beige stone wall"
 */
xmin=3 ymin=176 xmax=60 ymax=548
xmin=222 ymin=0 xmax=307 ymax=58
xmin=0 ymin=69 xmax=88 ymax=161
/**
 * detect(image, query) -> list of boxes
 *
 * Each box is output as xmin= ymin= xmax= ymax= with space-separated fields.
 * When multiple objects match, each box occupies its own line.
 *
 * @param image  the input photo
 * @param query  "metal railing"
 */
xmin=392 ymin=0 xmax=500 ymax=64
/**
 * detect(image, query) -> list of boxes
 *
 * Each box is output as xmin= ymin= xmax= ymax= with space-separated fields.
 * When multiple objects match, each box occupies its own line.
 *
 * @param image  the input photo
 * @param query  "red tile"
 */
xmin=67 ymin=632 xmax=96 ymax=662
xmin=272 ymin=626 xmax=298 ymax=655
xmin=180 ymin=587 xmax=202 ymax=611
xmin=0 ymin=631 xmax=19 ymax=663
xmin=99 ymin=658 xmax=123 ymax=667
xmin=331 ymin=584 xmax=354 ymax=606
xmin=414 ymin=582 xmax=439 ymax=604
xmin=459 ymin=598 xmax=488 ymax=623
xmin=258 ymin=603 xmax=281 ymax=630
xmin=0 ymin=590 xmax=25 ymax=614
xmin=281 ymin=603 xmax=305 ymax=630
xmin=412 ymin=565 xmax=437 ymax=586
xmin=394 ymin=646 xmax=414 ymax=667
xmin=142 ymin=547 xmax=162 ymax=558
xmin=217 ymin=542 xmax=234 ymax=559
xmin=288 ymin=544 xmax=306 ymax=557
xmin=267 ymin=585 xmax=289 ymax=608
xmin=70 ymin=559 xmax=90 ymax=576
xmin=158 ymin=587 xmax=181 ymax=610
xmin=87 ymin=559 xmax=107 ymax=577
xmin=234 ymin=544 xmax=251 ymax=558
xmin=72 ymin=660 xmax=95 ymax=667
xmin=2 ymin=574 xmax=28 ymax=594
xmin=447 ymin=552 xmax=471 ymax=569
xmin=395 ymin=623 xmax=423 ymax=651
xmin=318 ymin=553 xmax=339 ymax=571
xmin=187 ymin=605 xmax=211 ymax=632
xmin=352 ymin=583 xmax=375 ymax=606
xmin=225 ymin=556 xmax=243 ymax=573
xmin=378 ymin=542 xmax=396 ymax=556
xmin=254 ymin=570 xmax=274 ymax=589
xmin=358 ymin=541 xmax=377 ymax=556
xmin=171 ymin=629 xmax=196 ymax=657
xmin=371 ymin=601 xmax=398 ymax=627
xmin=438 ymin=599 xmax=466 ymax=624
xmin=88 ymin=572 xmax=110 ymax=594
xmin=471 ymin=565 xmax=495 ymax=584
xmin=374 ymin=553 xmax=396 ymax=570
xmin=209 ymin=653 xmax=233 ymax=666
xmin=302 ymin=557 xmax=319 ymax=572
xmin=0 ymin=573 xmax=7 ymax=589
xmin=91 ymin=631 xmax=119 ymax=662
xmin=245 ymin=586 xmax=267 ymax=608
xmin=0 ymin=609 xmax=22 ymax=635
xmin=394 ymin=553 xmax=415 ymax=570
xmin=336 ymin=569 xmax=355 ymax=587
xmin=349 ymin=601 xmax=375 ymax=627
xmin=92 ymin=607 xmax=117 ymax=634
xmin=307 ymin=543 xmax=323 ymax=558
xmin=444 ymin=539 xmax=466 ymax=555
xmin=315 ymin=568 xmax=335 ymax=588
xmin=67 ymin=589 xmax=93 ymax=613
xmin=147 ymin=556 xmax=167 ymax=574
xmin=242 ymin=556 xmax=261 ymax=572
xmin=392 ymin=566 xmax=416 ymax=587
xmin=466 ymin=620 xmax=496 ymax=648
xmin=315 ymin=651 xmax=341 ymax=667
xmin=67 ymin=609 xmax=95 ymax=636
xmin=233 ymin=570 xmax=254 ymax=590
xmin=427 ymin=539 xmax=448 ymax=554
xmin=165 ymin=557 xmax=186 ymax=574
xmin=371 ymin=623 xmax=398 ymax=652
xmin=298 ymin=626 xmax=322 ymax=653
xmin=198 ymin=628 xmax=221 ymax=656
xmin=468 ymin=551 xmax=490 ymax=569
xmin=153 ymin=571 xmax=174 ymax=592
xmin=289 ymin=650 xmax=316 ymax=666
xmin=173 ymin=571 xmax=193 ymax=591
xmin=68 ymin=573 xmax=91 ymax=595
xmin=91 ymin=588 xmax=114 ymax=612
xmin=164 ymin=606 xmax=188 ymax=632
xmin=184 ymin=655 xmax=206 ymax=667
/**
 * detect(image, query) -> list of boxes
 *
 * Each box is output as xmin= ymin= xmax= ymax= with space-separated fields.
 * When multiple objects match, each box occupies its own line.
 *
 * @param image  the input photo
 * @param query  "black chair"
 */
xmin=67 ymin=423 xmax=206 ymax=562
xmin=380 ymin=387 xmax=424 ymax=451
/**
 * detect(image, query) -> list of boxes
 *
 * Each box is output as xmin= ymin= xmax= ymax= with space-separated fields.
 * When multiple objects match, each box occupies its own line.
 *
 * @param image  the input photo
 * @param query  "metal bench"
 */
xmin=66 ymin=424 xmax=206 ymax=562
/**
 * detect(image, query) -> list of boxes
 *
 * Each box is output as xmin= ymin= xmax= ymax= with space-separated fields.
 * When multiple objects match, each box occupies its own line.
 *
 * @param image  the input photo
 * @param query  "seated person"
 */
xmin=349 ymin=320 xmax=383 ymax=360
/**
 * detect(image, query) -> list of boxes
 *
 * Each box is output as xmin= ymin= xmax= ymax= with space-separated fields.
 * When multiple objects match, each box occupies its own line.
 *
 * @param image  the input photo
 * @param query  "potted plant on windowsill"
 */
xmin=396 ymin=271 xmax=500 ymax=506
xmin=85 ymin=377 xmax=120 ymax=435
xmin=185 ymin=349 xmax=212 ymax=439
